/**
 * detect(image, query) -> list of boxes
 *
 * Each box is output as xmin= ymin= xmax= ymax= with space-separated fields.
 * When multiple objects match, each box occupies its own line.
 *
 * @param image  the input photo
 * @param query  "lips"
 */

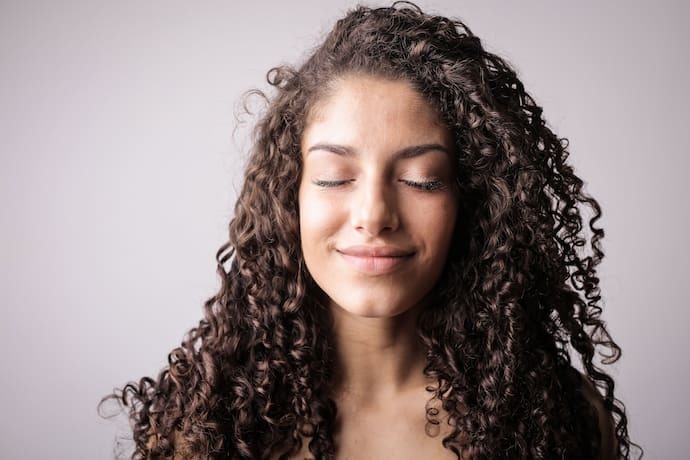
xmin=337 ymin=245 xmax=414 ymax=274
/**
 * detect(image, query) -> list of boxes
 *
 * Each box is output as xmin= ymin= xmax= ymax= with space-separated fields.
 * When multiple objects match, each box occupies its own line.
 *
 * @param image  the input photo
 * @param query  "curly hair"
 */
xmin=100 ymin=2 xmax=643 ymax=458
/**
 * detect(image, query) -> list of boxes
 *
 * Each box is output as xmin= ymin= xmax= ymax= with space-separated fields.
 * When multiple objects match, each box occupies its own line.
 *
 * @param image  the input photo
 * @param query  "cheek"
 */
xmin=416 ymin=198 xmax=458 ymax=251
xmin=298 ymin=188 xmax=342 ymax=249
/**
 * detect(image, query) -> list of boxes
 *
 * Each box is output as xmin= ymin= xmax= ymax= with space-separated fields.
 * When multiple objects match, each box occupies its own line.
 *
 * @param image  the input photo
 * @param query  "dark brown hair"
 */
xmin=100 ymin=2 xmax=642 ymax=458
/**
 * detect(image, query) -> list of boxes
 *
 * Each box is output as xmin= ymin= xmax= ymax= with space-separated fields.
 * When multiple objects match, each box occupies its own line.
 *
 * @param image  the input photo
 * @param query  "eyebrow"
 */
xmin=306 ymin=142 xmax=451 ymax=160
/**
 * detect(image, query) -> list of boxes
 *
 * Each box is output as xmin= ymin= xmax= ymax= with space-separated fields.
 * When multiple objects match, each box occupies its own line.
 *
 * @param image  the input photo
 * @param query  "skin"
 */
xmin=297 ymin=74 xmax=460 ymax=458
xmin=299 ymin=74 xmax=459 ymax=321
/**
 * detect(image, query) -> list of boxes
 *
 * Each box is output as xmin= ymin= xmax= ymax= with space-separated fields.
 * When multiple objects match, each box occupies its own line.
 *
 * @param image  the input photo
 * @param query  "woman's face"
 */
xmin=298 ymin=74 xmax=458 ymax=318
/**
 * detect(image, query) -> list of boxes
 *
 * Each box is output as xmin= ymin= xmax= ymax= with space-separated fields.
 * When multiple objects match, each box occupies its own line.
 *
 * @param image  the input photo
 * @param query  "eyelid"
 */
xmin=312 ymin=178 xmax=447 ymax=191
xmin=399 ymin=179 xmax=447 ymax=192
xmin=312 ymin=179 xmax=352 ymax=187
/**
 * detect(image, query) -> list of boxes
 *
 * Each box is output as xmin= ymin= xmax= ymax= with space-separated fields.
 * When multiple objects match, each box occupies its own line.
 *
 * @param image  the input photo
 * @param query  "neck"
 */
xmin=328 ymin=301 xmax=431 ymax=407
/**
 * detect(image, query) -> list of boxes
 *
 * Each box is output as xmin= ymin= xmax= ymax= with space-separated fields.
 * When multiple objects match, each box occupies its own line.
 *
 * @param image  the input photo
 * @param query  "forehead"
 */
xmin=308 ymin=74 xmax=439 ymax=121
xmin=303 ymin=74 xmax=451 ymax=147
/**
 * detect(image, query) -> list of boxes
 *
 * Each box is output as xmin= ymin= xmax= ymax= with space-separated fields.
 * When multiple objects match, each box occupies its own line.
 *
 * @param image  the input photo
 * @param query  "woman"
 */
xmin=101 ymin=2 xmax=642 ymax=458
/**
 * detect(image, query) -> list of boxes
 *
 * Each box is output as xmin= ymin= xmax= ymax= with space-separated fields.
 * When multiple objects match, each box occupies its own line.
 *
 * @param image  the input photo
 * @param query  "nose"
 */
xmin=350 ymin=177 xmax=400 ymax=236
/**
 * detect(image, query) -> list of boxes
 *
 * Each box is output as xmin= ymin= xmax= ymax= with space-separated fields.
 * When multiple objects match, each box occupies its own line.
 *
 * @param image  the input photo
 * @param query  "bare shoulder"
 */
xmin=579 ymin=371 xmax=619 ymax=460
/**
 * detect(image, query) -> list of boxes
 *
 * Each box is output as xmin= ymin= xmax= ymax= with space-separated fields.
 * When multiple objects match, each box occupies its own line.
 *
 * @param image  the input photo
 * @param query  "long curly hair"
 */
xmin=100 ymin=2 xmax=643 ymax=458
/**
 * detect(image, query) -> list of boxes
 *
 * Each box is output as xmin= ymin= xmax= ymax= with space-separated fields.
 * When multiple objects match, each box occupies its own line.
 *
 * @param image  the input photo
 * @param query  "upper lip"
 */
xmin=337 ymin=245 xmax=414 ymax=257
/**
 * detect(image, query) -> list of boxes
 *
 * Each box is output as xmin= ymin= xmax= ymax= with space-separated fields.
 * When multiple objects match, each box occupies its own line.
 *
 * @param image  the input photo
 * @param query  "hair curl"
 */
xmin=100 ymin=2 xmax=643 ymax=458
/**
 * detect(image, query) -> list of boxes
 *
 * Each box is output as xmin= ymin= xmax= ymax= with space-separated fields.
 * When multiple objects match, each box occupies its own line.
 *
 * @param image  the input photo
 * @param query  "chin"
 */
xmin=329 ymin=296 xmax=415 ymax=319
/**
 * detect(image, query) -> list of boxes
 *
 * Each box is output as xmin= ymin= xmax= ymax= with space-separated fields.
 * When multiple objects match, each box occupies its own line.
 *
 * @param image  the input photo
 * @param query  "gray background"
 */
xmin=1 ymin=0 xmax=687 ymax=458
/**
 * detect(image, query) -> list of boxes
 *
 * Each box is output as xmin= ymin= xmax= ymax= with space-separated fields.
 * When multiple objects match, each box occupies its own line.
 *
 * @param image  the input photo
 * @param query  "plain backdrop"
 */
xmin=1 ymin=0 xmax=687 ymax=458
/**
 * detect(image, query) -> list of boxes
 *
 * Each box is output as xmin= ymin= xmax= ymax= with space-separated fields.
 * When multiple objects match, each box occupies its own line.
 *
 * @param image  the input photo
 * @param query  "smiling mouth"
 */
xmin=336 ymin=248 xmax=414 ymax=275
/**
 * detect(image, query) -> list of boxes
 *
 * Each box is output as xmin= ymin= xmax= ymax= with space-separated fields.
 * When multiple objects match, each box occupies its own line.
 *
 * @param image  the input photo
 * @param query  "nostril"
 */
xmin=349 ymin=181 xmax=401 ymax=234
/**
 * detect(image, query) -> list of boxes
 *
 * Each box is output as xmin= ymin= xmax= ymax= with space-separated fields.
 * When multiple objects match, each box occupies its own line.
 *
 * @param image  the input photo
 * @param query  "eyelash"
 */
xmin=313 ymin=179 xmax=352 ymax=187
xmin=399 ymin=179 xmax=446 ymax=192
xmin=312 ymin=179 xmax=445 ymax=192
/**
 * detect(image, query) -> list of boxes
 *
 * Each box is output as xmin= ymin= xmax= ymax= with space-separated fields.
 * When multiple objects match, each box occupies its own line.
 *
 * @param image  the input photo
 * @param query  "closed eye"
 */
xmin=399 ymin=179 xmax=446 ymax=192
xmin=313 ymin=179 xmax=353 ymax=187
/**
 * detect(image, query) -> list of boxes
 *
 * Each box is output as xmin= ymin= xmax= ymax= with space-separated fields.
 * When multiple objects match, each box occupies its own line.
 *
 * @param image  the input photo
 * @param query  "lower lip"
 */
xmin=338 ymin=252 xmax=413 ymax=275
